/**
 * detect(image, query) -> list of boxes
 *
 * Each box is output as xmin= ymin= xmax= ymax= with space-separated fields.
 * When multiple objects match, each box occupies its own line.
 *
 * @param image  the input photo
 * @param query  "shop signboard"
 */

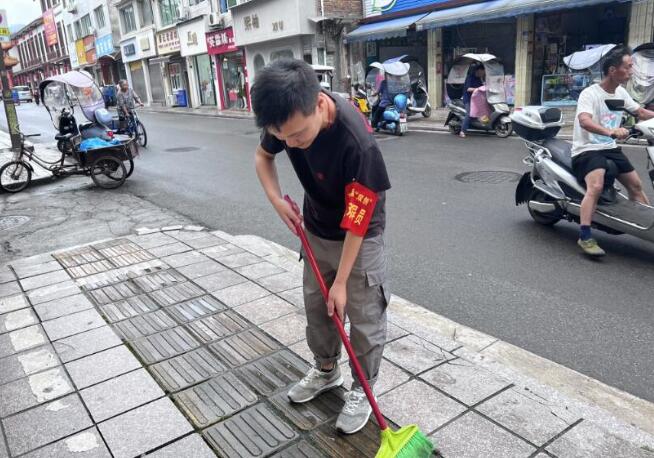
xmin=95 ymin=34 xmax=114 ymax=58
xmin=206 ymin=27 xmax=236 ymax=55
xmin=83 ymin=35 xmax=96 ymax=65
xmin=156 ymin=29 xmax=180 ymax=55
xmin=68 ymin=41 xmax=79 ymax=67
xmin=75 ymin=39 xmax=87 ymax=65
xmin=231 ymin=0 xmax=309 ymax=47
xmin=179 ymin=17 xmax=208 ymax=57
xmin=120 ymin=30 xmax=156 ymax=63
xmin=0 ymin=10 xmax=9 ymax=43
xmin=369 ymin=0 xmax=458 ymax=16
xmin=43 ymin=9 xmax=58 ymax=46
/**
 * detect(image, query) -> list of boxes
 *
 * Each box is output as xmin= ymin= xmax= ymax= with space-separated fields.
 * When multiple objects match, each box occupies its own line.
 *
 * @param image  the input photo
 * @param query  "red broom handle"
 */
xmin=284 ymin=195 xmax=387 ymax=430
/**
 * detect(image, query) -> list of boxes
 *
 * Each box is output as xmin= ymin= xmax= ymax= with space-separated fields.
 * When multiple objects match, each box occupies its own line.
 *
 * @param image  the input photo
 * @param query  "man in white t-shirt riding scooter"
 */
xmin=572 ymin=45 xmax=654 ymax=257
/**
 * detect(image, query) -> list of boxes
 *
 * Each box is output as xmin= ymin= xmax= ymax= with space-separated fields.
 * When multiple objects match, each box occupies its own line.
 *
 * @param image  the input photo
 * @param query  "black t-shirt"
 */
xmin=260 ymin=92 xmax=391 ymax=240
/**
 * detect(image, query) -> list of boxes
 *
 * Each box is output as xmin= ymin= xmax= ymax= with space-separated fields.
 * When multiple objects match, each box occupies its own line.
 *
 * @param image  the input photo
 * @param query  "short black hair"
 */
xmin=602 ymin=45 xmax=632 ymax=76
xmin=251 ymin=59 xmax=321 ymax=129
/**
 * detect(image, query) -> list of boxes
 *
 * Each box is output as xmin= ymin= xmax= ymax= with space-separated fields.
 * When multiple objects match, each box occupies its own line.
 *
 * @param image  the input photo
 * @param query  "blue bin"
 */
xmin=175 ymin=89 xmax=188 ymax=107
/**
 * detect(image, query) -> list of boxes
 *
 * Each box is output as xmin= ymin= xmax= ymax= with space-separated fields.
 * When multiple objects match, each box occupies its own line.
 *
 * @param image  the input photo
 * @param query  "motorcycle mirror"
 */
xmin=605 ymin=99 xmax=625 ymax=111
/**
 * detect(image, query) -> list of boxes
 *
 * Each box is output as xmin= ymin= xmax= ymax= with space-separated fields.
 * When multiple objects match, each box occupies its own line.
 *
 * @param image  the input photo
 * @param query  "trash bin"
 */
xmin=175 ymin=89 xmax=188 ymax=107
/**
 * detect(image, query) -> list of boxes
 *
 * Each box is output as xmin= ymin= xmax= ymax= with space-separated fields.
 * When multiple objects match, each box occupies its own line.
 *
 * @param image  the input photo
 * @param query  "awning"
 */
xmin=347 ymin=13 xmax=428 ymax=42
xmin=416 ymin=0 xmax=628 ymax=30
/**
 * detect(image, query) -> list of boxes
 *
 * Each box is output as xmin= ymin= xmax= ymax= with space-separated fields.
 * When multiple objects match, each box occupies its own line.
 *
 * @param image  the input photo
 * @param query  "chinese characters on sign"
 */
xmin=43 ymin=9 xmax=58 ymax=46
xmin=243 ymin=14 xmax=259 ymax=31
xmin=272 ymin=20 xmax=285 ymax=32
xmin=156 ymin=29 xmax=180 ymax=55
xmin=340 ymin=182 xmax=378 ymax=237
xmin=95 ymin=34 xmax=114 ymax=58
xmin=0 ymin=9 xmax=10 ymax=43
xmin=206 ymin=28 xmax=236 ymax=55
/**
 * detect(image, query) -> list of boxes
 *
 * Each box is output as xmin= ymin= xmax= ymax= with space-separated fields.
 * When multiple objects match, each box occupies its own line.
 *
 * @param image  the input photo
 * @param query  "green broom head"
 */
xmin=375 ymin=425 xmax=434 ymax=458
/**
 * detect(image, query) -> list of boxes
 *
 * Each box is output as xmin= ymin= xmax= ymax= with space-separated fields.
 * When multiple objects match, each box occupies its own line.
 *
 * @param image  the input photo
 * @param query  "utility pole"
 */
xmin=0 ymin=43 xmax=21 ymax=151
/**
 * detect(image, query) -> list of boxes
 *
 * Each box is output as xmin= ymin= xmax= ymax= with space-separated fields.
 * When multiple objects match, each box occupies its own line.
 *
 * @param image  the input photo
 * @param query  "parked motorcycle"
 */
xmin=444 ymin=53 xmax=512 ymax=138
xmin=366 ymin=61 xmax=410 ymax=136
xmin=351 ymin=83 xmax=371 ymax=118
xmin=512 ymin=102 xmax=654 ymax=244
xmin=384 ymin=55 xmax=431 ymax=118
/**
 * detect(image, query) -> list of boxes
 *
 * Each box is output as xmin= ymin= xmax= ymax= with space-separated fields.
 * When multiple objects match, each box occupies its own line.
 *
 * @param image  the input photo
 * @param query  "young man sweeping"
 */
xmin=252 ymin=59 xmax=391 ymax=434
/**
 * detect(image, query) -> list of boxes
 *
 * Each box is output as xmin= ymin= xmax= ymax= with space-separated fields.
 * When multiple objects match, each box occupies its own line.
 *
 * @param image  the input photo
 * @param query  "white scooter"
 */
xmin=512 ymin=102 xmax=654 ymax=243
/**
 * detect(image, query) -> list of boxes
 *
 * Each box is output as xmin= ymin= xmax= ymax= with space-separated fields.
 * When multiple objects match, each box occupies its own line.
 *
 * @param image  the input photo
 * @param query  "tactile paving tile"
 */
xmin=271 ymin=440 xmax=329 ymax=458
xmin=65 ymin=259 xmax=115 ymax=278
xmin=109 ymin=250 xmax=155 ymax=268
xmin=55 ymin=249 xmax=105 ymax=268
xmin=166 ymin=296 xmax=226 ymax=323
xmin=185 ymin=311 xmax=251 ymax=344
xmin=149 ymin=347 xmax=227 ymax=393
xmin=77 ymin=261 xmax=167 ymax=291
xmin=99 ymin=294 xmax=160 ymax=322
xmin=208 ymin=328 xmax=280 ymax=368
xmin=129 ymin=326 xmax=201 ymax=364
xmin=148 ymin=282 xmax=205 ymax=307
xmin=95 ymin=239 xmax=142 ymax=258
xmin=173 ymin=372 xmax=258 ymax=428
xmin=235 ymin=350 xmax=308 ymax=397
xmin=203 ymin=403 xmax=298 ymax=457
xmin=311 ymin=421 xmax=383 ymax=457
xmin=132 ymin=269 xmax=187 ymax=293
xmin=269 ymin=389 xmax=344 ymax=431
xmin=112 ymin=309 xmax=177 ymax=340
xmin=87 ymin=280 xmax=145 ymax=305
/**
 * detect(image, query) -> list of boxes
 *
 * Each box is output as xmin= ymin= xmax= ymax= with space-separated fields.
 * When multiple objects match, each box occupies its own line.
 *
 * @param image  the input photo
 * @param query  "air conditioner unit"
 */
xmin=208 ymin=12 xmax=223 ymax=27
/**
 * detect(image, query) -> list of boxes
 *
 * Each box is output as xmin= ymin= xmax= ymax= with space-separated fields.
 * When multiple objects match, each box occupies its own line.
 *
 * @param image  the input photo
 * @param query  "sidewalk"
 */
xmin=1 ymin=225 xmax=653 ymax=457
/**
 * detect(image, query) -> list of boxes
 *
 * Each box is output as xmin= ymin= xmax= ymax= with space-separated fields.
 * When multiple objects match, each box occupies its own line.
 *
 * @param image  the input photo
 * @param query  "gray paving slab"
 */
xmin=235 ymin=350 xmax=309 ymax=397
xmin=53 ymin=326 xmax=122 ymax=363
xmin=233 ymin=294 xmax=297 ymax=325
xmin=148 ymin=347 xmax=227 ymax=393
xmin=257 ymin=271 xmax=303 ymax=293
xmin=211 ymin=281 xmax=270 ymax=307
xmin=0 ymin=325 xmax=47 ymax=358
xmin=27 ymin=280 xmax=81 ymax=305
xmin=546 ymin=420 xmax=653 ymax=457
xmin=378 ymin=379 xmax=466 ymax=435
xmin=184 ymin=311 xmax=251 ymax=344
xmin=98 ymin=294 xmax=160 ymax=322
xmin=169 ymin=229 xmax=210 ymax=242
xmin=173 ymin=372 xmax=258 ymax=428
xmin=175 ymin=259 xmax=227 ymax=280
xmin=0 ymin=346 xmax=59 ymax=385
xmin=192 ymin=270 xmax=247 ymax=292
xmin=12 ymin=261 xmax=62 ymax=280
xmin=20 ymin=428 xmax=111 ymax=458
xmin=182 ymin=234 xmax=228 ymax=250
xmin=203 ymin=403 xmax=298 ymax=457
xmin=145 ymin=434 xmax=216 ymax=458
xmin=148 ymin=282 xmax=205 ymax=307
xmin=130 ymin=326 xmax=201 ymax=364
xmin=98 ymin=397 xmax=193 ymax=458
xmin=2 ymin=393 xmax=93 ymax=457
xmin=0 ymin=282 xmax=21 ymax=299
xmin=260 ymin=312 xmax=308 ymax=346
xmin=0 ymin=294 xmax=29 ymax=315
xmin=209 ymin=328 xmax=281 ymax=368
xmin=148 ymin=242 xmax=192 ymax=258
xmin=161 ymin=250 xmax=210 ymax=268
xmin=130 ymin=232 xmax=179 ymax=250
xmin=42 ymin=308 xmax=106 ymax=341
xmin=165 ymin=295 xmax=226 ymax=323
xmin=0 ymin=367 xmax=73 ymax=417
xmin=476 ymin=388 xmax=581 ymax=446
xmin=341 ymin=358 xmax=411 ymax=395
xmin=33 ymin=294 xmax=95 ymax=321
xmin=80 ymin=368 xmax=165 ymax=422
xmin=420 ymin=359 xmax=511 ymax=406
xmin=200 ymin=243 xmax=246 ymax=260
xmin=0 ymin=308 xmax=38 ymax=334
xmin=0 ymin=433 xmax=7 ymax=458
xmin=113 ymin=310 xmax=177 ymax=340
xmin=277 ymin=287 xmax=304 ymax=308
xmin=235 ymin=261 xmax=285 ymax=280
xmin=384 ymin=335 xmax=454 ymax=375
xmin=9 ymin=253 xmax=55 ymax=269
xmin=19 ymin=270 xmax=71 ymax=292
xmin=431 ymin=411 xmax=535 ymax=458
xmin=215 ymin=252 xmax=263 ymax=269
xmin=65 ymin=345 xmax=142 ymax=389
xmin=386 ymin=322 xmax=410 ymax=342
xmin=0 ymin=267 xmax=14 ymax=285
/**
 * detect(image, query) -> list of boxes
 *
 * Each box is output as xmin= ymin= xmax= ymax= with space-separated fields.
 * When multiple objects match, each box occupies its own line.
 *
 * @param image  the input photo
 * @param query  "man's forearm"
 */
xmin=335 ymin=232 xmax=364 ymax=285
xmin=254 ymin=148 xmax=283 ymax=204
xmin=579 ymin=116 xmax=611 ymax=137
xmin=637 ymin=107 xmax=654 ymax=120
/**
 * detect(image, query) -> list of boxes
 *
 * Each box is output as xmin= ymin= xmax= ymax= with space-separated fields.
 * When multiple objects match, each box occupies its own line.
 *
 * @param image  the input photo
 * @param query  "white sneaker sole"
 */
xmin=287 ymin=375 xmax=344 ymax=404
xmin=335 ymin=406 xmax=373 ymax=435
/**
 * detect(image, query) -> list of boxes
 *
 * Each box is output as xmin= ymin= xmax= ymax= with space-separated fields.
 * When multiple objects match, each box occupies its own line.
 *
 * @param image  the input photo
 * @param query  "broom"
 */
xmin=284 ymin=195 xmax=434 ymax=458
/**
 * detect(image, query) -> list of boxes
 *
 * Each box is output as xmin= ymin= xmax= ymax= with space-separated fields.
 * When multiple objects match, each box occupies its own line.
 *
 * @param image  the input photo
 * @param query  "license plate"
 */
xmin=400 ymin=123 xmax=408 ymax=133
xmin=400 ymin=117 xmax=407 ymax=123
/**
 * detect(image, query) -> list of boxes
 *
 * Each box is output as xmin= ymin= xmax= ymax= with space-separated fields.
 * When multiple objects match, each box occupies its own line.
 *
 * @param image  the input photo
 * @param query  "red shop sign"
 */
xmin=206 ymin=27 xmax=236 ymax=55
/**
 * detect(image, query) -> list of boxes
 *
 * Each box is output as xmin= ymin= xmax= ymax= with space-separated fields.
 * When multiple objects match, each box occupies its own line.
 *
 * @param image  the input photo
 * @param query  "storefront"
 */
xmin=179 ymin=16 xmax=216 ymax=107
xmin=154 ymin=28 xmax=189 ymax=106
xmin=95 ymin=33 xmax=122 ymax=86
xmin=120 ymin=29 xmax=158 ymax=104
xmin=207 ymin=27 xmax=250 ymax=111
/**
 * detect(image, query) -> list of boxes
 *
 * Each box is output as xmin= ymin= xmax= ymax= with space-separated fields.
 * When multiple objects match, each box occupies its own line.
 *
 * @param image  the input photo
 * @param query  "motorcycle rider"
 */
xmin=370 ymin=73 xmax=391 ymax=131
xmin=116 ymin=79 xmax=144 ymax=130
xmin=572 ymin=45 xmax=654 ymax=256
xmin=460 ymin=64 xmax=485 ymax=138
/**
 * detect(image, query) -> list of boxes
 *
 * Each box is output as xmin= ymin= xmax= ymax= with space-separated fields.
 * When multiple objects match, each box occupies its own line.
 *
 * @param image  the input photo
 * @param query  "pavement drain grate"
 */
xmin=0 ymin=216 xmax=30 ymax=231
xmin=235 ymin=350 xmax=309 ymax=397
xmin=99 ymin=294 xmax=160 ymax=322
xmin=311 ymin=421 xmax=384 ymax=457
xmin=129 ymin=326 xmax=201 ymax=364
xmin=173 ymin=372 xmax=259 ymax=428
xmin=149 ymin=347 xmax=228 ymax=393
xmin=166 ymin=295 xmax=227 ymax=323
xmin=87 ymin=279 xmax=145 ymax=305
xmin=203 ymin=403 xmax=298 ymax=457
xmin=184 ymin=310 xmax=251 ymax=344
xmin=132 ymin=269 xmax=187 ymax=293
xmin=272 ymin=440 xmax=329 ymax=458
xmin=209 ymin=328 xmax=281 ymax=368
xmin=269 ymin=389 xmax=344 ymax=431
xmin=164 ymin=146 xmax=201 ymax=152
xmin=148 ymin=282 xmax=206 ymax=307
xmin=112 ymin=309 xmax=178 ymax=340
xmin=455 ymin=171 xmax=522 ymax=184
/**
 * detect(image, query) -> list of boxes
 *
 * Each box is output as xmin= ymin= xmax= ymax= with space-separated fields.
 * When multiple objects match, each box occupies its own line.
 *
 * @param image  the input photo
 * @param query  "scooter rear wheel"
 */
xmin=448 ymin=122 xmax=461 ymax=135
xmin=528 ymin=189 xmax=561 ymax=226
xmin=422 ymin=105 xmax=432 ymax=118
xmin=495 ymin=120 xmax=513 ymax=138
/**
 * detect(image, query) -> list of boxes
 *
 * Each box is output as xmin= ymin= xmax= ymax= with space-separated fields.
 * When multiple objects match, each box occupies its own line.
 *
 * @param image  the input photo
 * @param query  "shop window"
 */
xmin=138 ymin=0 xmax=154 ymax=27
xmin=94 ymin=6 xmax=106 ymax=29
xmin=270 ymin=49 xmax=293 ymax=61
xmin=121 ymin=5 xmax=137 ymax=34
xmin=195 ymin=54 xmax=216 ymax=105
xmin=74 ymin=21 xmax=82 ymax=40
xmin=254 ymin=54 xmax=265 ymax=72
xmin=221 ymin=54 xmax=248 ymax=110
xmin=159 ymin=0 xmax=181 ymax=27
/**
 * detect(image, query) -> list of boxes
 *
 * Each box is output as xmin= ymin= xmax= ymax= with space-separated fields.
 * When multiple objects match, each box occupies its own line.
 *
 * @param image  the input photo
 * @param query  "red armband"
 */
xmin=340 ymin=182 xmax=378 ymax=237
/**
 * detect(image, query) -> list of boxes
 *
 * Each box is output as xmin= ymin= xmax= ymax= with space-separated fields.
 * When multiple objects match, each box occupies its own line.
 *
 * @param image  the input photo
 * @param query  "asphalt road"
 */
xmin=4 ymin=101 xmax=654 ymax=403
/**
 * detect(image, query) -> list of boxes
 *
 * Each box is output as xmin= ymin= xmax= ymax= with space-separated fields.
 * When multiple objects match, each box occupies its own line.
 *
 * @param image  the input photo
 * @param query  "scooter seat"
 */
xmin=543 ymin=138 xmax=572 ymax=169
xmin=451 ymin=99 xmax=465 ymax=108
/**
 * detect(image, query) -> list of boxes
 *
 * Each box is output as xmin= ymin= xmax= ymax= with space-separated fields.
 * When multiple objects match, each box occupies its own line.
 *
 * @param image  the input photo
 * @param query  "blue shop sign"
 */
xmin=95 ymin=34 xmax=114 ymax=58
xmin=373 ymin=0 xmax=455 ymax=14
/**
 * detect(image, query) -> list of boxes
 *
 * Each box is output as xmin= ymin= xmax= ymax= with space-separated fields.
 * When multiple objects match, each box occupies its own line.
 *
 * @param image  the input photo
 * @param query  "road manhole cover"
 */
xmin=0 ymin=216 xmax=30 ymax=231
xmin=455 ymin=171 xmax=521 ymax=184
xmin=164 ymin=147 xmax=200 ymax=152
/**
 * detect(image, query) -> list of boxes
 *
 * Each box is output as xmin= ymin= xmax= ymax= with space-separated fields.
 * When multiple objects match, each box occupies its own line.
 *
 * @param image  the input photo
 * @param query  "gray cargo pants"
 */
xmin=302 ymin=230 xmax=390 ymax=388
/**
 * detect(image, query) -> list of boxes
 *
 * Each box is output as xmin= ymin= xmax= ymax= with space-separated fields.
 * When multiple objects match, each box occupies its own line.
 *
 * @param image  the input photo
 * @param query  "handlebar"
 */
xmin=23 ymin=133 xmax=41 ymax=138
